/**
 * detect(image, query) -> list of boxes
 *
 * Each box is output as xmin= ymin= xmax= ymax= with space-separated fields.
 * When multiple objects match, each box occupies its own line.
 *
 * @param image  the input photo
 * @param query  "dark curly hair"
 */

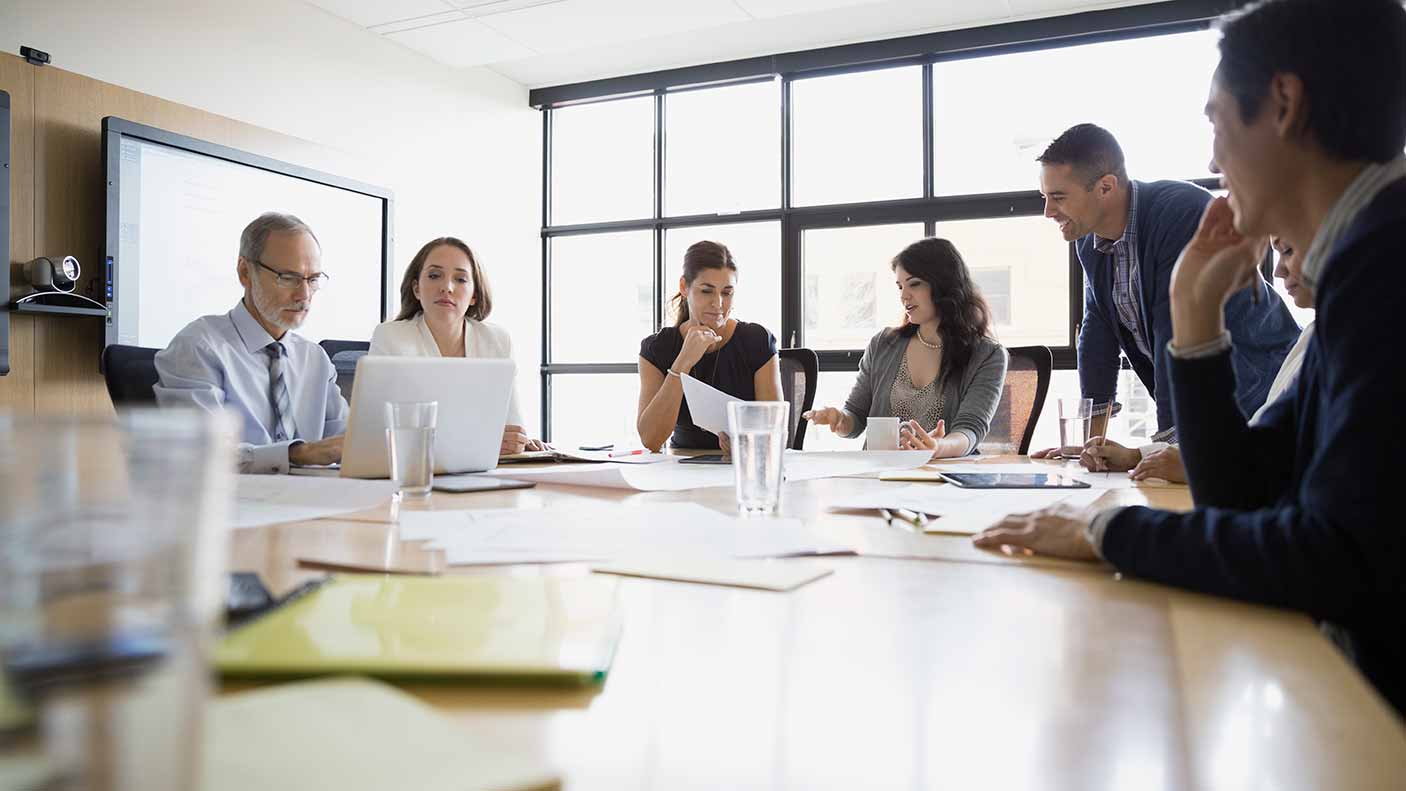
xmin=891 ymin=237 xmax=993 ymax=383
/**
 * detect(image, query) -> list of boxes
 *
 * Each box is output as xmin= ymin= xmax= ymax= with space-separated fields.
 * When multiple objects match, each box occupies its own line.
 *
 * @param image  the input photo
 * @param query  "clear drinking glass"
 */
xmin=1057 ymin=397 xmax=1094 ymax=459
xmin=726 ymin=401 xmax=789 ymax=515
xmin=385 ymin=401 xmax=437 ymax=497
xmin=0 ymin=409 xmax=234 ymax=791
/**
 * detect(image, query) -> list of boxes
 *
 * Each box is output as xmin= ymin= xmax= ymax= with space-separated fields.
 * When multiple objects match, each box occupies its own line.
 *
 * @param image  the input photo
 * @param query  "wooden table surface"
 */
xmin=229 ymin=457 xmax=1406 ymax=790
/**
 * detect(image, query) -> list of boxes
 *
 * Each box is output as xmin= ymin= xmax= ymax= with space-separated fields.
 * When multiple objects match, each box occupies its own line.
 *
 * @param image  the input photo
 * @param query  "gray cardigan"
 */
xmin=842 ymin=331 xmax=1008 ymax=452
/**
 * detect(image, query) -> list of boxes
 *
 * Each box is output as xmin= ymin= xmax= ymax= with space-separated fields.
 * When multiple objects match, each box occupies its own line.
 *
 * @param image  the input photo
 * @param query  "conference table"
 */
xmin=229 ymin=456 xmax=1406 ymax=790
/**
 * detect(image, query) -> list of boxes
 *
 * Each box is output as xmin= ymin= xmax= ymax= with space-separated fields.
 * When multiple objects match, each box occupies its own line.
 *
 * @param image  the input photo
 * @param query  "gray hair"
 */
xmin=239 ymin=212 xmax=320 ymax=262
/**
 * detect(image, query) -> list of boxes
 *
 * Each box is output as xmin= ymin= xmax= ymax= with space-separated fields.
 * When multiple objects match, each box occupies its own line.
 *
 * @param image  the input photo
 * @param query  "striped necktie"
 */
xmin=265 ymin=342 xmax=297 ymax=442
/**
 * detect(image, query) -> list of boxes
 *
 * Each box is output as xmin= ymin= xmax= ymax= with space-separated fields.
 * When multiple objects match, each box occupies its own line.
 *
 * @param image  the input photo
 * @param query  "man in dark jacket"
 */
xmin=1034 ymin=123 xmax=1300 ymax=459
xmin=976 ymin=0 xmax=1406 ymax=716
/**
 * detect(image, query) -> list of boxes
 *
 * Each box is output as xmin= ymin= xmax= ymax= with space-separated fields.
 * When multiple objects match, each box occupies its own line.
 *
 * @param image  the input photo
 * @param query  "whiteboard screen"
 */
xmin=111 ymin=134 xmax=388 ymax=349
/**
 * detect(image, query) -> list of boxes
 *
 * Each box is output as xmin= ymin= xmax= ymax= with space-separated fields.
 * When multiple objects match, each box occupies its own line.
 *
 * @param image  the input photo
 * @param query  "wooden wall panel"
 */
xmin=0 ymin=53 xmax=36 ymax=415
xmin=0 ymin=52 xmax=372 ymax=418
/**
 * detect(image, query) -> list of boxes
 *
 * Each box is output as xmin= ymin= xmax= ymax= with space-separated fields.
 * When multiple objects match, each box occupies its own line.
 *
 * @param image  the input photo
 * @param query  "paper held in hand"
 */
xmin=680 ymin=373 xmax=742 ymax=436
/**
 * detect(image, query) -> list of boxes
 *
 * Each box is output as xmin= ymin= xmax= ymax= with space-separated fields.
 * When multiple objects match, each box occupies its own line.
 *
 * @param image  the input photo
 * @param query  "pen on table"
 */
xmin=892 ymin=507 xmax=927 ymax=529
xmin=608 ymin=448 xmax=647 ymax=458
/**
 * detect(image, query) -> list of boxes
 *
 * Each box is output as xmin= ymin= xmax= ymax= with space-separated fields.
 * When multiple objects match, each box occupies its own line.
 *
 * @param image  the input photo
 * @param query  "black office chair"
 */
xmin=778 ymin=348 xmax=819 ymax=450
xmin=101 ymin=345 xmax=161 ymax=407
xmin=318 ymin=339 xmax=370 ymax=402
xmin=978 ymin=345 xmax=1052 ymax=456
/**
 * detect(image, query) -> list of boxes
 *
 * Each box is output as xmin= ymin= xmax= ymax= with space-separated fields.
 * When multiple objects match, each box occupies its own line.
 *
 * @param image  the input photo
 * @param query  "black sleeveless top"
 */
xmin=639 ymin=321 xmax=778 ymax=449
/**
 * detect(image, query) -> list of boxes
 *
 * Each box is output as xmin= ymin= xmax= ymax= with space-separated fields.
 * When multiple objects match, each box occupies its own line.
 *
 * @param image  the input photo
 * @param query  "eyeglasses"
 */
xmin=249 ymin=258 xmax=330 ymax=291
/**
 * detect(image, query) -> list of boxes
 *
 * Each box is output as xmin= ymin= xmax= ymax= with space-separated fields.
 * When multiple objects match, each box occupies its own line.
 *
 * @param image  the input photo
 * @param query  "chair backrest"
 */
xmin=978 ymin=345 xmax=1052 ymax=456
xmin=778 ymin=348 xmax=819 ymax=450
xmin=320 ymin=339 xmax=371 ymax=404
xmin=101 ymin=344 xmax=161 ymax=407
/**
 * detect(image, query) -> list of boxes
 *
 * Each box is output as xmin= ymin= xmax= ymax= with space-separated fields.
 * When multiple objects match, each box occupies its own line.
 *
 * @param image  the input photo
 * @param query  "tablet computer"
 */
xmin=678 ymin=454 xmax=729 ymax=465
xmin=432 ymin=475 xmax=536 ymax=493
xmin=939 ymin=472 xmax=1090 ymax=489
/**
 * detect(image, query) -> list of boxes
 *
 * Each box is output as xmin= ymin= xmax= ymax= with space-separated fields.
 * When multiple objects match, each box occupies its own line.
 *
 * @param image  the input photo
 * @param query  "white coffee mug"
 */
xmin=865 ymin=417 xmax=901 ymax=451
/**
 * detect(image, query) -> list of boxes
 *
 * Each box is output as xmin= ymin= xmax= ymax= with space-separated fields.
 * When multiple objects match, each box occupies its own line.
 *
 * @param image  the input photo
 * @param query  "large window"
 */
xmin=791 ymin=66 xmax=924 ymax=207
xmin=931 ymin=31 xmax=1220 ymax=196
xmin=539 ymin=17 xmax=1225 ymax=442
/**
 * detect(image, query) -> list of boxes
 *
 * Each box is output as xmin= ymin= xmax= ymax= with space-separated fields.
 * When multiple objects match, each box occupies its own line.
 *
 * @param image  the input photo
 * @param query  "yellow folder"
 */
xmin=215 ymin=575 xmax=621 ymax=685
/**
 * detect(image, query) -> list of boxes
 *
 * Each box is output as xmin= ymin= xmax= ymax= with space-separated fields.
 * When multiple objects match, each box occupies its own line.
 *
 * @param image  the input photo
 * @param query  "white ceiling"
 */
xmin=304 ymin=0 xmax=1165 ymax=88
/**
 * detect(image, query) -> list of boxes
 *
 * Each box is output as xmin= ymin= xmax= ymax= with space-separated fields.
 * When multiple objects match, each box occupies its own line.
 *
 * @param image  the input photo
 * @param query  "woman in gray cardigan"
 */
xmin=803 ymin=238 xmax=1008 ymax=458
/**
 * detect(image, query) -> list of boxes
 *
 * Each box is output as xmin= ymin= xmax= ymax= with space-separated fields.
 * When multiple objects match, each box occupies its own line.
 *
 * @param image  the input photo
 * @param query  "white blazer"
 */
xmin=368 ymin=314 xmax=524 ymax=426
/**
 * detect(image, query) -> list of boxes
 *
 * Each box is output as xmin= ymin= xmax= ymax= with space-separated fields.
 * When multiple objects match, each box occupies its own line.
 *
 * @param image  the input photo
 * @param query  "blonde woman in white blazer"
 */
xmin=369 ymin=237 xmax=543 ymax=454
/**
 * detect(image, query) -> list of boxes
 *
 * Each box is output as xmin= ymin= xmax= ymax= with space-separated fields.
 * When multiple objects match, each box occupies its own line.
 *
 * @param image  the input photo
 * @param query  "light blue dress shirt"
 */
xmin=153 ymin=300 xmax=348 ymax=474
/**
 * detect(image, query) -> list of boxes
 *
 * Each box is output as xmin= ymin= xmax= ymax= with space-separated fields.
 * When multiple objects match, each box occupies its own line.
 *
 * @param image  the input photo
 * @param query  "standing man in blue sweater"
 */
xmin=1032 ymin=123 xmax=1299 ymax=463
xmin=977 ymin=0 xmax=1406 ymax=716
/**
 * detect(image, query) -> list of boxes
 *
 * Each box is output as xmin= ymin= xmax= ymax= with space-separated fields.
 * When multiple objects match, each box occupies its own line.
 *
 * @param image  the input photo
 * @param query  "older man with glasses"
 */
xmin=155 ymin=212 xmax=347 ymax=473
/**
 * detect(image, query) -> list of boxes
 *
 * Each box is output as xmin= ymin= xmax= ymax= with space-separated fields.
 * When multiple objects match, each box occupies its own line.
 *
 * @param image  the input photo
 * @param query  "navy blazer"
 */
xmin=1076 ymin=180 xmax=1301 ymax=434
xmin=1100 ymin=178 xmax=1406 ymax=716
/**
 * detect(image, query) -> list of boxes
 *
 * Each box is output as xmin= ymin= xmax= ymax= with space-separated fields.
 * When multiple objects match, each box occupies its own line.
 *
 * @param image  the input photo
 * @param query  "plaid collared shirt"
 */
xmin=1093 ymin=181 xmax=1151 ymax=360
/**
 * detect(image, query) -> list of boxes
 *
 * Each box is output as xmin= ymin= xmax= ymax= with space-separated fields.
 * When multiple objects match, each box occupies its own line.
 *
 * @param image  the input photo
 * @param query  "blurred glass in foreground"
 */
xmin=0 ymin=410 xmax=233 ymax=791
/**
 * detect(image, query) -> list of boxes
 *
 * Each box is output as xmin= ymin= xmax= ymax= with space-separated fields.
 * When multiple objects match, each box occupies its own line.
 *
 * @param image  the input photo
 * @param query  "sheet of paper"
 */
xmin=233 ymin=475 xmax=393 ymax=529
xmin=592 ymin=558 xmax=833 ymax=591
xmin=921 ymin=489 xmax=1107 ymax=535
xmin=680 ymin=373 xmax=742 ymax=436
xmin=398 ymin=503 xmax=854 ymax=566
xmin=830 ymin=484 xmax=1098 ymax=514
xmin=204 ymin=678 xmax=558 ymax=791
xmin=498 ymin=449 xmax=669 ymax=465
xmin=828 ymin=484 xmax=1106 ymax=535
xmin=484 ymin=450 xmax=933 ymax=492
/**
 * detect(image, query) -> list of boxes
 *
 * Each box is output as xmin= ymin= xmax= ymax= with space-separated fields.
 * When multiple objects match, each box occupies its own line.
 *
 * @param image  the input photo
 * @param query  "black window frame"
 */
xmin=534 ymin=0 xmax=1240 ymax=440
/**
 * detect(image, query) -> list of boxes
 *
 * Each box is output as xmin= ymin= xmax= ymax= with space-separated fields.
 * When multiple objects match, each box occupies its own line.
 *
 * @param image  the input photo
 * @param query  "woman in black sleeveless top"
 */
xmin=637 ymin=240 xmax=782 ymax=451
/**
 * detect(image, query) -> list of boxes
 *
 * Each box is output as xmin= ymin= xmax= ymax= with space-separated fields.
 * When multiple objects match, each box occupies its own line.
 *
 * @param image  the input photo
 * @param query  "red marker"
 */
xmin=608 ymin=448 xmax=648 ymax=458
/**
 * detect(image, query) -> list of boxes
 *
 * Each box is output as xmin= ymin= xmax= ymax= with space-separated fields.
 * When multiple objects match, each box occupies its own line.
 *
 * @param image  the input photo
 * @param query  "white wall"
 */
xmin=0 ymin=0 xmax=545 ymax=433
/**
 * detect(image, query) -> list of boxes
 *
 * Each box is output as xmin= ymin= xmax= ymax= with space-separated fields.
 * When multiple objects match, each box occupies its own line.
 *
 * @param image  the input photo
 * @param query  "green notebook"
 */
xmin=215 ymin=575 xmax=621 ymax=685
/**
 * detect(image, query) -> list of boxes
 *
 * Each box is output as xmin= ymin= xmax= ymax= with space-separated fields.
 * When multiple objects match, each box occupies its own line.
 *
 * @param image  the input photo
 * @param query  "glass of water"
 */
xmin=385 ymin=401 xmax=437 ymax=497
xmin=0 ymin=409 xmax=234 ymax=791
xmin=726 ymin=401 xmax=790 ymax=515
xmin=1057 ymin=397 xmax=1094 ymax=459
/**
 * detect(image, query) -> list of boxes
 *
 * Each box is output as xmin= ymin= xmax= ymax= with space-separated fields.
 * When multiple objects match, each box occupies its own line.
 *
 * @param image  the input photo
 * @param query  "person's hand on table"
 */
xmin=972 ymin=502 xmax=1103 ymax=561
xmin=1030 ymin=447 xmax=1061 ymax=459
xmin=900 ymin=418 xmax=942 ymax=457
xmin=289 ymin=435 xmax=343 ymax=466
xmin=1131 ymin=446 xmax=1187 ymax=483
xmin=524 ymin=438 xmax=548 ymax=452
xmin=1079 ymin=437 xmax=1140 ymax=473
xmin=718 ymin=431 xmax=731 ymax=459
xmin=501 ymin=425 xmax=530 ymax=456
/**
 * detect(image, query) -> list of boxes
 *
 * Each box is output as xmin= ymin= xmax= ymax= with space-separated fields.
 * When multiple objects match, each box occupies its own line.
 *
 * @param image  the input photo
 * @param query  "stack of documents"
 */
xmin=216 ymin=575 xmax=620 ymax=684
xmin=498 ymin=448 xmax=668 ymax=464
xmin=399 ymin=502 xmax=853 ymax=566
xmin=830 ymin=484 xmax=1106 ymax=535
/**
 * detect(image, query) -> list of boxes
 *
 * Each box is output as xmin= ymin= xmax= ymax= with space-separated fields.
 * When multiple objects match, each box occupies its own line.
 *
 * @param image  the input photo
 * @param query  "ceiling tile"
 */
xmin=386 ymin=16 xmax=538 ymax=67
xmin=444 ymin=0 xmax=571 ymax=16
xmin=1007 ymin=0 xmax=1155 ymax=16
xmin=490 ymin=0 xmax=1009 ymax=87
xmin=478 ymin=0 xmax=749 ymax=55
xmin=305 ymin=0 xmax=455 ymax=28
xmin=370 ymin=10 xmax=469 ymax=34
xmin=734 ymin=0 xmax=885 ymax=20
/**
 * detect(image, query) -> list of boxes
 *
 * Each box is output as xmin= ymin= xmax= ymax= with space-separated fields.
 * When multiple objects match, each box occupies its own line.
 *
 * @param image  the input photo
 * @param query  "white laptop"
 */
xmin=339 ymin=356 xmax=515 ymax=479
